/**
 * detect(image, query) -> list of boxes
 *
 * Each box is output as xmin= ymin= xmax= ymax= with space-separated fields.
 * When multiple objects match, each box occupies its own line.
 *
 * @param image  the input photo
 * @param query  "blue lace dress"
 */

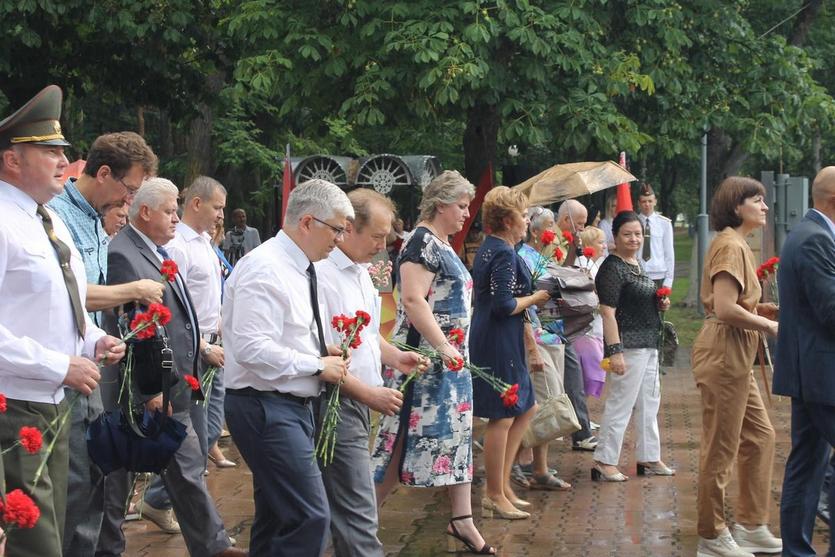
xmin=470 ymin=235 xmax=535 ymax=418
xmin=370 ymin=227 xmax=474 ymax=487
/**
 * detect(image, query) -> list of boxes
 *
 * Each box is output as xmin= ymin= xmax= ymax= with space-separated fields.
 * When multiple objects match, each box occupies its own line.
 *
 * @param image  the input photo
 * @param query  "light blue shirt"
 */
xmin=48 ymin=178 xmax=109 ymax=324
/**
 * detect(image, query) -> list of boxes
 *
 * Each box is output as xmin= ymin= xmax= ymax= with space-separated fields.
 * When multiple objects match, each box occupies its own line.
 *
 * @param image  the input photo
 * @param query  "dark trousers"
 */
xmin=563 ymin=343 xmax=592 ymax=442
xmin=780 ymin=399 xmax=835 ymax=557
xmin=0 ymin=398 xmax=69 ymax=557
xmin=318 ymin=397 xmax=384 ymax=557
xmin=226 ymin=390 xmax=330 ymax=557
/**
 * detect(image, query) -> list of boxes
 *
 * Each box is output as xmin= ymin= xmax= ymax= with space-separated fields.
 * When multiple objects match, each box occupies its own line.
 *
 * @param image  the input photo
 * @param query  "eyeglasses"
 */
xmin=115 ymin=176 xmax=141 ymax=197
xmin=312 ymin=216 xmax=346 ymax=238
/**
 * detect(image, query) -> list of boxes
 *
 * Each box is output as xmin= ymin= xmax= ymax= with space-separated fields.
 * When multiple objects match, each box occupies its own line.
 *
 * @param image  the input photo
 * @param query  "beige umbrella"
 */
xmin=512 ymin=161 xmax=637 ymax=206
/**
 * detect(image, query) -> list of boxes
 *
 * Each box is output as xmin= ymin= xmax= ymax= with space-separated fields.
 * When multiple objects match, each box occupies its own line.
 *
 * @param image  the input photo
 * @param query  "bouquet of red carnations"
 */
xmin=394 ymin=328 xmax=519 ymax=408
xmin=757 ymin=257 xmax=779 ymax=304
xmin=315 ymin=310 xmax=371 ymax=466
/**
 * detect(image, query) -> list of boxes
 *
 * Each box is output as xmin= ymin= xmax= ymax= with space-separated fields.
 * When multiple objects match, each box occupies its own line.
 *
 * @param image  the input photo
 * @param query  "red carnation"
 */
xmin=1 ymin=489 xmax=40 ymax=529
xmin=349 ymin=336 xmax=362 ymax=349
xmin=500 ymin=384 xmax=520 ymax=407
xmin=354 ymin=310 xmax=371 ymax=327
xmin=183 ymin=375 xmax=200 ymax=391
xmin=540 ymin=230 xmax=556 ymax=246
xmin=447 ymin=357 xmax=464 ymax=372
xmin=554 ymin=247 xmax=564 ymax=261
xmin=160 ymin=259 xmax=178 ymax=282
xmin=756 ymin=267 xmax=765 ymax=280
xmin=0 ymin=393 xmax=6 ymax=413
xmin=655 ymin=287 xmax=672 ymax=299
xmin=147 ymin=303 xmax=172 ymax=326
xmin=331 ymin=315 xmax=348 ymax=332
xmin=582 ymin=246 xmax=595 ymax=258
xmin=129 ymin=312 xmax=157 ymax=340
xmin=448 ymin=328 xmax=465 ymax=347
xmin=19 ymin=427 xmax=42 ymax=454
xmin=562 ymin=230 xmax=574 ymax=244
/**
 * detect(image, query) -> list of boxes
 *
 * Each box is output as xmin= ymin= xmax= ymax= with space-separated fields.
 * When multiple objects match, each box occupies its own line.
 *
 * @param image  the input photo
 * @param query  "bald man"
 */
xmin=774 ymin=166 xmax=835 ymax=556
xmin=554 ymin=200 xmax=598 ymax=451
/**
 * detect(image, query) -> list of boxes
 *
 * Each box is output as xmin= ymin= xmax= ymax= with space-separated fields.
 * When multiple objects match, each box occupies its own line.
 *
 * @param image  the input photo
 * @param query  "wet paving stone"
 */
xmin=125 ymin=352 xmax=830 ymax=556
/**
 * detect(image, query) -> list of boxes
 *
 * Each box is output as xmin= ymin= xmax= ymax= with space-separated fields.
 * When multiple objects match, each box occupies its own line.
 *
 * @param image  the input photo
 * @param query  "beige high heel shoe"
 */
xmin=481 ymin=496 xmax=530 ymax=520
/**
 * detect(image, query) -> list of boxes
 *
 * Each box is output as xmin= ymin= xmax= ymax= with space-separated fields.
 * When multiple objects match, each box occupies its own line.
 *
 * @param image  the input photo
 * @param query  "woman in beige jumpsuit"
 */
xmin=692 ymin=177 xmax=781 ymax=557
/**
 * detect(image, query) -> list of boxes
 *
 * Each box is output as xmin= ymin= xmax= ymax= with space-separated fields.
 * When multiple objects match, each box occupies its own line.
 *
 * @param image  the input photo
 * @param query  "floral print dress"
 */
xmin=370 ymin=227 xmax=474 ymax=487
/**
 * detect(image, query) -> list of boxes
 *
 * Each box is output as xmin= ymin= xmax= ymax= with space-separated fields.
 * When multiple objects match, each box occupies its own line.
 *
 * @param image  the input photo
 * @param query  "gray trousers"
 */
xmin=145 ymin=362 xmax=211 ymax=509
xmin=62 ymin=387 xmax=106 ymax=557
xmin=563 ymin=343 xmax=593 ymax=443
xmin=319 ymin=397 xmax=384 ymax=557
xmin=207 ymin=366 xmax=226 ymax=448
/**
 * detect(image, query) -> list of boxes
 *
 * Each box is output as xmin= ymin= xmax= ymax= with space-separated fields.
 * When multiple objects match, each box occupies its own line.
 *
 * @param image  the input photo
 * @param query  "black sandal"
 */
xmin=446 ymin=515 xmax=496 ymax=554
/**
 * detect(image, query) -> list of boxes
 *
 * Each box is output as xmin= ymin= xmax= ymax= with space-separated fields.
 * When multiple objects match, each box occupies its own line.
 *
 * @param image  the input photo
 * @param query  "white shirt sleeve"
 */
xmin=0 ymin=227 xmax=69 ymax=386
xmin=663 ymin=217 xmax=675 ymax=287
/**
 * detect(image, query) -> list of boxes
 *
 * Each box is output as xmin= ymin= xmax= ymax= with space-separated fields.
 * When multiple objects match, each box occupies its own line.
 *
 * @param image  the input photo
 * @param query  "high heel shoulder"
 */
xmin=591 ymin=463 xmax=628 ymax=482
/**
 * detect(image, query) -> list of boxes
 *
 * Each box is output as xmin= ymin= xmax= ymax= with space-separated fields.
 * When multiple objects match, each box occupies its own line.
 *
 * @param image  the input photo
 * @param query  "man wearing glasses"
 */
xmin=223 ymin=179 xmax=352 ymax=555
xmin=48 ymin=131 xmax=163 ymax=557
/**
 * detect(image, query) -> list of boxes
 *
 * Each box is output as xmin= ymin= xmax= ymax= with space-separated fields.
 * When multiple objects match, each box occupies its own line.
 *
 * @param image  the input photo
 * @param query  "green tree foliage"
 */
xmin=2 ymin=0 xmax=834 ymax=230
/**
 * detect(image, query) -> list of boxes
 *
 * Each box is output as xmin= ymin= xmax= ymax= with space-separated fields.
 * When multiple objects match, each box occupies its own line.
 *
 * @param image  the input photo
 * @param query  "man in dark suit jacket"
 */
xmin=773 ymin=166 xmax=835 ymax=557
xmin=98 ymin=177 xmax=244 ymax=557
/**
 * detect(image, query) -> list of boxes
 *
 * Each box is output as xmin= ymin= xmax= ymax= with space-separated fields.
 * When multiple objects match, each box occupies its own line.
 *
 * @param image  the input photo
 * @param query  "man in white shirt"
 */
xmin=223 ymin=179 xmax=351 ymax=556
xmin=140 ymin=176 xmax=231 ymax=529
xmin=637 ymin=184 xmax=675 ymax=289
xmin=317 ymin=189 xmax=427 ymax=557
xmin=0 ymin=85 xmax=124 ymax=556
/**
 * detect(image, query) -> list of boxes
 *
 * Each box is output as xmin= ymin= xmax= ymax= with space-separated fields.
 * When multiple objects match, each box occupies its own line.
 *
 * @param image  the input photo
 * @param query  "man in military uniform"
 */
xmin=637 ymin=184 xmax=675 ymax=289
xmin=0 ymin=85 xmax=125 ymax=556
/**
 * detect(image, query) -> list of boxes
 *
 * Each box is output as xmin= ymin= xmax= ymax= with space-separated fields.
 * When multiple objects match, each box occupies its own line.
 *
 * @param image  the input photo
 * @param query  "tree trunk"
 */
xmin=184 ymin=72 xmax=225 ymax=185
xmin=813 ymin=127 xmax=822 ymax=174
xmin=137 ymin=106 xmax=145 ymax=138
xmin=463 ymin=103 xmax=500 ymax=185
xmin=790 ymin=0 xmax=823 ymax=47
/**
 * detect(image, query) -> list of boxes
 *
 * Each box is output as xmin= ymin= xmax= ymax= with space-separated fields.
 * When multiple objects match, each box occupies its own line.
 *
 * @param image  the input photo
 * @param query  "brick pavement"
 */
xmin=124 ymin=351 xmax=830 ymax=556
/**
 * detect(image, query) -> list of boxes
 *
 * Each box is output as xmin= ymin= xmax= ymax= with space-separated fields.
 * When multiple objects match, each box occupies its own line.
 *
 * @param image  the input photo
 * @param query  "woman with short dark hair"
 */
xmin=692 ymin=177 xmax=781 ymax=556
xmin=592 ymin=211 xmax=673 ymax=482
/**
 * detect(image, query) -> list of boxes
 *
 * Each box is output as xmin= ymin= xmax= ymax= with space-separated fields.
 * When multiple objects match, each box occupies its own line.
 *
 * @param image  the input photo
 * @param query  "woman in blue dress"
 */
xmin=371 ymin=170 xmax=495 ymax=555
xmin=470 ymin=186 xmax=550 ymax=521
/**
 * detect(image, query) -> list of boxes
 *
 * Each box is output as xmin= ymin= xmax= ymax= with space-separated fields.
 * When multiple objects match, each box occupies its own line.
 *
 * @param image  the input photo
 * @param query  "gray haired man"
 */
xmin=223 ymin=179 xmax=352 ymax=555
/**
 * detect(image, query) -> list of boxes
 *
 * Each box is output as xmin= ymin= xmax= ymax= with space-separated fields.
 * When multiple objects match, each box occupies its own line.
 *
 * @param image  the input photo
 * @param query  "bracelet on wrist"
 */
xmin=433 ymin=340 xmax=451 ymax=352
xmin=603 ymin=342 xmax=623 ymax=358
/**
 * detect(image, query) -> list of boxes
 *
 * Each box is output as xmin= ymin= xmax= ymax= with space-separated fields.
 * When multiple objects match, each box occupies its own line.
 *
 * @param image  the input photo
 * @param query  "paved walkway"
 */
xmin=124 ymin=351 xmax=830 ymax=556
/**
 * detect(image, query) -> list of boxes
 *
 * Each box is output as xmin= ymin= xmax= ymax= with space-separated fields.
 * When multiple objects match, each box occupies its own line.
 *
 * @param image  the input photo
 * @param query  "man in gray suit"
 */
xmin=100 ymin=177 xmax=244 ymax=557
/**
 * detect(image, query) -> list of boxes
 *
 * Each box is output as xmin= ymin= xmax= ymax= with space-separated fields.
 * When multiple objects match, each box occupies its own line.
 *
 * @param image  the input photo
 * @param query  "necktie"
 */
xmin=37 ymin=205 xmax=86 ymax=337
xmin=307 ymin=262 xmax=328 ymax=357
xmin=642 ymin=217 xmax=652 ymax=262
xmin=157 ymin=246 xmax=198 ymax=351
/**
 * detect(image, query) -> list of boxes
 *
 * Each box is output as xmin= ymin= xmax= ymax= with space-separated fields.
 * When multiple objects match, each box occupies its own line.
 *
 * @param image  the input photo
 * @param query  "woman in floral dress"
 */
xmin=371 ymin=170 xmax=494 ymax=554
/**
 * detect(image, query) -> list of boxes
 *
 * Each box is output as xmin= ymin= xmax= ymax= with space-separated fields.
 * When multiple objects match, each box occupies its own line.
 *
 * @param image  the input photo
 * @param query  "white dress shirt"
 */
xmin=165 ymin=222 xmax=222 ymax=333
xmin=317 ymin=248 xmax=383 ymax=388
xmin=0 ymin=180 xmax=105 ymax=403
xmin=222 ymin=231 xmax=324 ymax=397
xmin=638 ymin=211 xmax=675 ymax=287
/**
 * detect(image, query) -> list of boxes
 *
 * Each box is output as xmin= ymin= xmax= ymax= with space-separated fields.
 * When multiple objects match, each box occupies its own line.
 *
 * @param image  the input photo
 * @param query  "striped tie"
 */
xmin=37 ymin=205 xmax=86 ymax=337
